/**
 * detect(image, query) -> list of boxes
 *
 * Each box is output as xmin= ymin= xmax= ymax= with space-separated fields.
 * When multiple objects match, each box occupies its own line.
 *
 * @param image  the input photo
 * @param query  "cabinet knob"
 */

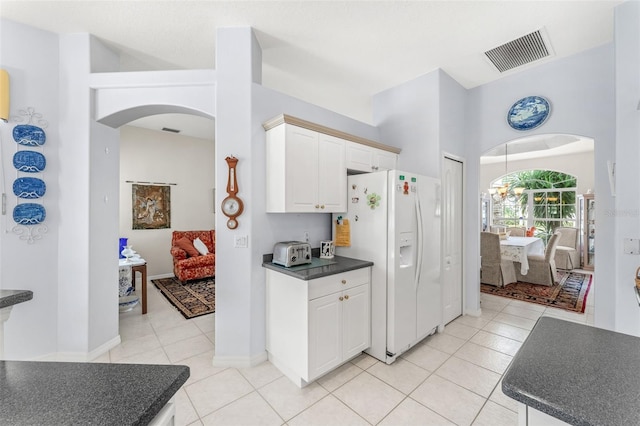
xmin=315 ymin=204 xmax=320 ymax=209
xmin=344 ymin=294 xmax=349 ymax=300
xmin=341 ymin=279 xmax=347 ymax=284
xmin=320 ymin=205 xmax=325 ymax=209
xmin=339 ymin=296 xmax=344 ymax=301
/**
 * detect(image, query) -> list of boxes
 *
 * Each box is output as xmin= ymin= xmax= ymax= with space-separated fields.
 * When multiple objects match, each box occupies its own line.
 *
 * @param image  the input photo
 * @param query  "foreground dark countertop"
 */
xmin=0 ymin=289 xmax=33 ymax=309
xmin=0 ymin=361 xmax=189 ymax=425
xmin=502 ymin=317 xmax=640 ymax=426
xmin=262 ymin=253 xmax=373 ymax=280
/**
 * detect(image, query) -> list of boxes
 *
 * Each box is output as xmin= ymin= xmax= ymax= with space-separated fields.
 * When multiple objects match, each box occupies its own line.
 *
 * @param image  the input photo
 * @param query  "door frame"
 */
xmin=441 ymin=152 xmax=467 ymax=321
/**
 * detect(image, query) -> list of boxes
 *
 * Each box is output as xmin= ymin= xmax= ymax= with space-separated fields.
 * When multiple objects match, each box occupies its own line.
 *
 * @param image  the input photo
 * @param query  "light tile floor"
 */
xmin=100 ymin=274 xmax=594 ymax=425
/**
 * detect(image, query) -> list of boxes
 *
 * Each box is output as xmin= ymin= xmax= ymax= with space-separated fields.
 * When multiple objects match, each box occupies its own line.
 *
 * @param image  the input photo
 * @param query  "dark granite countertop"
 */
xmin=502 ymin=317 xmax=640 ymax=426
xmin=0 ymin=289 xmax=33 ymax=309
xmin=0 ymin=361 xmax=189 ymax=425
xmin=262 ymin=252 xmax=373 ymax=280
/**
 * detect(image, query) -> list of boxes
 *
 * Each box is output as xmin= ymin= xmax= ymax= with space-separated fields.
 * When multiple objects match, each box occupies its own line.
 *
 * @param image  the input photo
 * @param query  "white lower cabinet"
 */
xmin=266 ymin=267 xmax=371 ymax=387
xmin=518 ymin=403 xmax=571 ymax=426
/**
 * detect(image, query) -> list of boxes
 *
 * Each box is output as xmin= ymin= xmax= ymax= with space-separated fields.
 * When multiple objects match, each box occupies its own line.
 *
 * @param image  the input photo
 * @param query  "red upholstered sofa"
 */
xmin=170 ymin=230 xmax=215 ymax=282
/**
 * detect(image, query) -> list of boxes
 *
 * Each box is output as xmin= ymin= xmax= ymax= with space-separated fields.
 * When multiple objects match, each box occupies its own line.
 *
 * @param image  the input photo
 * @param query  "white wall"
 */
xmin=371 ymin=69 xmax=473 ymax=313
xmin=59 ymin=33 xmax=121 ymax=358
xmin=613 ymin=0 xmax=640 ymax=337
xmin=119 ymin=125 xmax=215 ymax=277
xmin=480 ymin=150 xmax=595 ymax=195
xmin=0 ymin=19 xmax=60 ymax=359
xmin=467 ymin=44 xmax=617 ymax=331
xmin=372 ymin=71 xmax=441 ymax=177
xmin=213 ymin=27 xmax=382 ymax=365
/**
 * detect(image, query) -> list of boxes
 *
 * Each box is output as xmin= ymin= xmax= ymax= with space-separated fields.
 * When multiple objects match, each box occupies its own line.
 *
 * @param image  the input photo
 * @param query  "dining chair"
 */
xmin=490 ymin=225 xmax=506 ymax=234
xmin=480 ymin=231 xmax=517 ymax=287
xmin=515 ymin=232 xmax=560 ymax=286
xmin=554 ymin=227 xmax=580 ymax=270
xmin=506 ymin=227 xmax=526 ymax=237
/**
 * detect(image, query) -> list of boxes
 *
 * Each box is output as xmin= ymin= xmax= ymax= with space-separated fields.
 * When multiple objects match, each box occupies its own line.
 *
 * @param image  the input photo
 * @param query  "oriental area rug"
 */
xmin=152 ymin=277 xmax=215 ymax=319
xmin=480 ymin=271 xmax=592 ymax=313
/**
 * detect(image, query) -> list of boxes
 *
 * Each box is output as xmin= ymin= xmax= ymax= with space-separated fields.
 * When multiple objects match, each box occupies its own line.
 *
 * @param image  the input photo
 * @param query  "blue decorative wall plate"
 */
xmin=13 ymin=124 xmax=46 ymax=146
xmin=507 ymin=96 xmax=550 ymax=131
xmin=13 ymin=177 xmax=46 ymax=199
xmin=13 ymin=151 xmax=46 ymax=172
xmin=13 ymin=203 xmax=46 ymax=224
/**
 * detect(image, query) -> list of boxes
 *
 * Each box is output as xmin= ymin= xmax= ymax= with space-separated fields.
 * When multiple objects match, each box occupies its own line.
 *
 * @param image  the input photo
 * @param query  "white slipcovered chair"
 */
xmin=515 ymin=233 xmax=561 ymax=286
xmin=554 ymin=227 xmax=580 ymax=270
xmin=481 ymin=232 xmax=517 ymax=287
xmin=506 ymin=227 xmax=526 ymax=237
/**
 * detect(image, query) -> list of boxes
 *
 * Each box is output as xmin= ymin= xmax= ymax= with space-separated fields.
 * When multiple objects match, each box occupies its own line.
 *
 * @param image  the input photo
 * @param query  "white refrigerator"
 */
xmin=333 ymin=170 xmax=442 ymax=364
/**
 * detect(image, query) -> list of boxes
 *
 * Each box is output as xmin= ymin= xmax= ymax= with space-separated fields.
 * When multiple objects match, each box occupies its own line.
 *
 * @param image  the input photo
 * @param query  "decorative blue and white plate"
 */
xmin=507 ymin=96 xmax=550 ymax=131
xmin=13 ymin=203 xmax=46 ymax=225
xmin=13 ymin=177 xmax=46 ymax=199
xmin=13 ymin=151 xmax=46 ymax=172
xmin=13 ymin=124 xmax=46 ymax=146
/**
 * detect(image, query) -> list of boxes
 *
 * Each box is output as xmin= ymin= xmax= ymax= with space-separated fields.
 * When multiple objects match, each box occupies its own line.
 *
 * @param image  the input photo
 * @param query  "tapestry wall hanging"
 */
xmin=132 ymin=184 xmax=171 ymax=229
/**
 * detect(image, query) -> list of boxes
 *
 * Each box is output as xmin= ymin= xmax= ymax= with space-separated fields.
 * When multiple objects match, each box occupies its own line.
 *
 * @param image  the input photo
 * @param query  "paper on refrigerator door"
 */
xmin=335 ymin=219 xmax=351 ymax=246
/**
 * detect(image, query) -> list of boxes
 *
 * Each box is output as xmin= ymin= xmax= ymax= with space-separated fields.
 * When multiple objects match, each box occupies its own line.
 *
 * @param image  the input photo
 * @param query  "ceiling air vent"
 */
xmin=484 ymin=29 xmax=551 ymax=73
xmin=161 ymin=127 xmax=180 ymax=133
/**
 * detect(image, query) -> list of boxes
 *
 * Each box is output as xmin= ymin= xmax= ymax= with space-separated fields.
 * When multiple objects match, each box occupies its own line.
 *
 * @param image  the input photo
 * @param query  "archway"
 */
xmin=479 ymin=133 xmax=595 ymax=313
xmin=91 ymin=70 xmax=217 ymax=332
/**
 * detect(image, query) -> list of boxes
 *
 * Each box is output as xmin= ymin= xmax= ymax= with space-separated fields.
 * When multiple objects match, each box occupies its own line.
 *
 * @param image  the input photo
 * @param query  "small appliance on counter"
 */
xmin=272 ymin=241 xmax=312 ymax=267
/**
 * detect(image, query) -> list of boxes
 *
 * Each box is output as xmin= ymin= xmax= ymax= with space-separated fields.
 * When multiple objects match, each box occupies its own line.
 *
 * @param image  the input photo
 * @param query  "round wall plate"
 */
xmin=507 ymin=96 xmax=550 ymax=131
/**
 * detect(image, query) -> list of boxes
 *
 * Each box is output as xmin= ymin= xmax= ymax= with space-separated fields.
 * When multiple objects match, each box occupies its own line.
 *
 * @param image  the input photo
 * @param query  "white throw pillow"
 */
xmin=193 ymin=237 xmax=209 ymax=255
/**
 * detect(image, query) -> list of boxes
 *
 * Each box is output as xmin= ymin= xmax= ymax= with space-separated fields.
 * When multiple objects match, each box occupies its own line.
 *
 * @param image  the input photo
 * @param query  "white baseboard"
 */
xmin=212 ymin=350 xmax=268 ymax=368
xmin=31 ymin=335 xmax=121 ymax=362
xmin=149 ymin=273 xmax=174 ymax=280
xmin=465 ymin=307 xmax=482 ymax=317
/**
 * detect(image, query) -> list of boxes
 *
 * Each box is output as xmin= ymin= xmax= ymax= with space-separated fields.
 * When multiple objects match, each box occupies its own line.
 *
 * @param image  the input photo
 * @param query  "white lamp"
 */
xmin=0 ymin=69 xmax=9 ymax=122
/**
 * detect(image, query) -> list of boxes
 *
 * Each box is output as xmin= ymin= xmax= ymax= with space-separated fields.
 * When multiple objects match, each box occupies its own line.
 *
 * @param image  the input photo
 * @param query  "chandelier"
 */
xmin=488 ymin=143 xmax=525 ymax=202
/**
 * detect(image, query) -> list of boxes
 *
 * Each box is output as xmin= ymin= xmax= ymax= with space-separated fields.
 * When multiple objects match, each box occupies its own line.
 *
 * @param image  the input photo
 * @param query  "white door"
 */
xmin=318 ymin=133 xmax=346 ymax=212
xmin=335 ymin=172 xmax=389 ymax=362
xmin=286 ymin=125 xmax=319 ymax=212
xmin=442 ymin=157 xmax=463 ymax=324
xmin=373 ymin=149 xmax=398 ymax=171
xmin=308 ymin=292 xmax=342 ymax=380
xmin=342 ymin=283 xmax=371 ymax=360
xmin=387 ymin=170 xmax=419 ymax=356
xmin=416 ymin=176 xmax=442 ymax=340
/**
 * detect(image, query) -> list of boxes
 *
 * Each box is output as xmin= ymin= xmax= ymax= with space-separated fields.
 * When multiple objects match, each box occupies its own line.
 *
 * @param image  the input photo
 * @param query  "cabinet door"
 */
xmin=342 ymin=284 xmax=371 ymax=360
xmin=318 ymin=133 xmax=346 ymax=212
xmin=286 ymin=125 xmax=319 ymax=212
xmin=373 ymin=149 xmax=397 ymax=171
xmin=308 ymin=292 xmax=342 ymax=381
xmin=346 ymin=142 xmax=373 ymax=172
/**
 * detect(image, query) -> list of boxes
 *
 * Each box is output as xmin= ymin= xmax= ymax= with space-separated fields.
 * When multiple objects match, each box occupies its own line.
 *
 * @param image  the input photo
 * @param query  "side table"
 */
xmin=131 ymin=263 xmax=147 ymax=314
xmin=119 ymin=258 xmax=148 ymax=315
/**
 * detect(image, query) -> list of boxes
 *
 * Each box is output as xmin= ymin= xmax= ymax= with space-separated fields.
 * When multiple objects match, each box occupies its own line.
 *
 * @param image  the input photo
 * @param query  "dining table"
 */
xmin=500 ymin=236 xmax=545 ymax=275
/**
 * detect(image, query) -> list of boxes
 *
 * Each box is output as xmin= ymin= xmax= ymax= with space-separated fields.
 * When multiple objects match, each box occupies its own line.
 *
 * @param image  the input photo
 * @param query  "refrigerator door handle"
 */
xmin=415 ymin=193 xmax=424 ymax=292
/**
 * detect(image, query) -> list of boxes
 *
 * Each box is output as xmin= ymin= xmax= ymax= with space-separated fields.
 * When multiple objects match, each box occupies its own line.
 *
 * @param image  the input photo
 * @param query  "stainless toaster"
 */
xmin=272 ymin=241 xmax=312 ymax=267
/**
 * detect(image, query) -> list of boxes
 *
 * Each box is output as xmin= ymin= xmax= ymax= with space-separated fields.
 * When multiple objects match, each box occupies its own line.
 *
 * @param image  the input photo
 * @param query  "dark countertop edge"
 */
xmin=501 ymin=382 xmax=586 ymax=426
xmin=0 ymin=289 xmax=34 ymax=309
xmin=501 ymin=316 xmax=640 ymax=426
xmin=0 ymin=361 xmax=190 ymax=426
xmin=138 ymin=364 xmax=190 ymax=425
xmin=262 ymin=252 xmax=373 ymax=281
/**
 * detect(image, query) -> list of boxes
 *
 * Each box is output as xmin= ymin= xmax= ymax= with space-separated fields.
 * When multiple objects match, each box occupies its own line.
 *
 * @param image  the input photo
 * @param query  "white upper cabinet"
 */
xmin=264 ymin=114 xmax=400 ymax=213
xmin=345 ymin=141 xmax=398 ymax=173
xmin=266 ymin=123 xmax=346 ymax=213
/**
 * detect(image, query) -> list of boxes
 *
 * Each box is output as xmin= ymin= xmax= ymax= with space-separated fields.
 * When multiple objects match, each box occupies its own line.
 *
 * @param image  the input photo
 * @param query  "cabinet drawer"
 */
xmin=308 ymin=267 xmax=370 ymax=300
